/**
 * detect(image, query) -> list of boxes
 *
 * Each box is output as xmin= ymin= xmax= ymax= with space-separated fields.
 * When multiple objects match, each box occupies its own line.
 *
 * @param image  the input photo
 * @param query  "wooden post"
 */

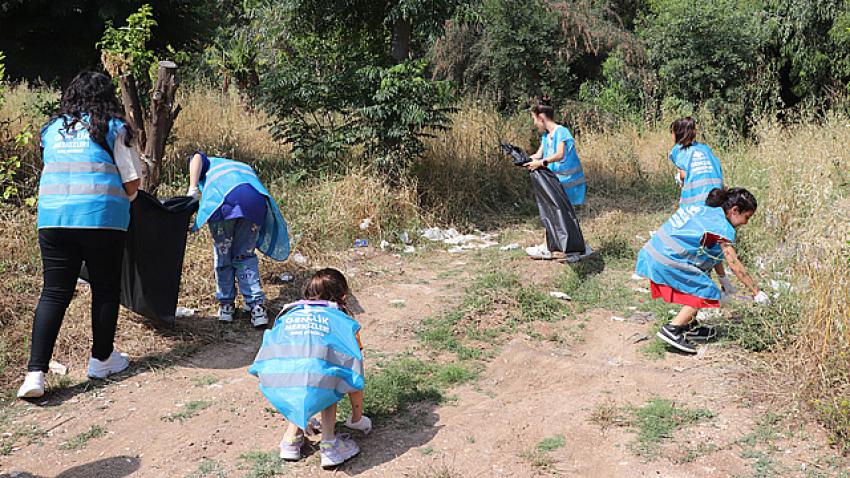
xmin=142 ymin=61 xmax=181 ymax=194
xmin=117 ymin=75 xmax=147 ymax=152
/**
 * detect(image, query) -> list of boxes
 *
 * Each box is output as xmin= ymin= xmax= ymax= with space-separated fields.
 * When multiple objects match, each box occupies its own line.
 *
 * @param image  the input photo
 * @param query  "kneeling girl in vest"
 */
xmin=668 ymin=118 xmax=736 ymax=296
xmin=634 ymin=188 xmax=770 ymax=354
xmin=186 ymin=152 xmax=290 ymax=327
xmin=250 ymin=268 xmax=371 ymax=468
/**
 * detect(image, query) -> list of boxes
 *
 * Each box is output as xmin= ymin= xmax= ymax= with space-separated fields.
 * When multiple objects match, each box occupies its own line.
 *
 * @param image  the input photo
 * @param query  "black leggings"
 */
xmin=27 ymin=228 xmax=125 ymax=372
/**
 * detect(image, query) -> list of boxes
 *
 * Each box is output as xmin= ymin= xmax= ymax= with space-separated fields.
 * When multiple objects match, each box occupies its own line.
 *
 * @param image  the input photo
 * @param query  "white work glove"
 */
xmin=674 ymin=172 xmax=684 ymax=188
xmin=718 ymin=275 xmax=737 ymax=294
xmin=753 ymin=290 xmax=771 ymax=304
xmin=344 ymin=415 xmax=372 ymax=435
xmin=186 ymin=185 xmax=200 ymax=199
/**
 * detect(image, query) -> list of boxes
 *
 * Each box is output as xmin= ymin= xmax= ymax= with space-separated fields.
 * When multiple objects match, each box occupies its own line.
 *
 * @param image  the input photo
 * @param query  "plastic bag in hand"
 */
xmin=500 ymin=143 xmax=531 ymax=166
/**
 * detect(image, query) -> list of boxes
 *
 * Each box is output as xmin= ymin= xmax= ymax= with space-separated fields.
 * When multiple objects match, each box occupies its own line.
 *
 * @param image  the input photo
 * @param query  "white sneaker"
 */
xmin=87 ymin=351 xmax=130 ymax=379
xmin=279 ymin=435 xmax=303 ymax=461
xmin=17 ymin=371 xmax=45 ymax=398
xmin=218 ymin=303 xmax=235 ymax=323
xmin=344 ymin=415 xmax=372 ymax=435
xmin=250 ymin=303 xmax=268 ymax=328
xmin=525 ymin=244 xmax=553 ymax=260
xmin=320 ymin=434 xmax=360 ymax=468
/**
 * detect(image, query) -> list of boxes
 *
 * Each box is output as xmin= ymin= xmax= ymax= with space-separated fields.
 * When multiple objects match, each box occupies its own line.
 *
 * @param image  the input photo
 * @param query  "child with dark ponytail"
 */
xmin=634 ymin=187 xmax=769 ymax=354
xmin=250 ymin=268 xmax=370 ymax=469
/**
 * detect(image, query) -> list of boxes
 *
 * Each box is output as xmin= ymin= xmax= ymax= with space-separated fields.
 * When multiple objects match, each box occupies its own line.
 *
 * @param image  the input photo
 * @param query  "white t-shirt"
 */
xmin=113 ymin=127 xmax=144 ymax=184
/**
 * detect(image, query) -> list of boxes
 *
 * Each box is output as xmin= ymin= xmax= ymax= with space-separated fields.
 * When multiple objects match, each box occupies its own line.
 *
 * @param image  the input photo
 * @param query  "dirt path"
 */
xmin=1 ymin=240 xmax=846 ymax=478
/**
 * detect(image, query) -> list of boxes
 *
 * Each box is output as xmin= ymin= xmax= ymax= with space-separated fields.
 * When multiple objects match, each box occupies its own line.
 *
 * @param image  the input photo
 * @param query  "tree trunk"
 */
xmin=117 ymin=75 xmax=147 ymax=151
xmin=391 ymin=17 xmax=411 ymax=62
xmin=142 ymin=61 xmax=181 ymax=195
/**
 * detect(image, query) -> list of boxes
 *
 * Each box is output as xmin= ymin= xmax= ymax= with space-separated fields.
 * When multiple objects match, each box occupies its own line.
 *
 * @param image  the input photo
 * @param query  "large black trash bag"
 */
xmin=81 ymin=190 xmax=198 ymax=325
xmin=500 ymin=142 xmax=585 ymax=253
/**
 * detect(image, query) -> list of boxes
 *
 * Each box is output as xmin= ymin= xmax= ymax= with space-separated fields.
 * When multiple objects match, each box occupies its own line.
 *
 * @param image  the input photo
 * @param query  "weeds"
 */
xmin=192 ymin=375 xmax=219 ymax=387
xmin=161 ymin=400 xmax=213 ymax=423
xmin=590 ymin=399 xmax=623 ymax=432
xmin=185 ymin=459 xmax=227 ymax=478
xmin=621 ymin=398 xmax=714 ymax=458
xmin=537 ymin=434 xmax=566 ymax=452
xmin=237 ymin=450 xmax=285 ymax=478
xmin=59 ymin=425 xmax=107 ymax=450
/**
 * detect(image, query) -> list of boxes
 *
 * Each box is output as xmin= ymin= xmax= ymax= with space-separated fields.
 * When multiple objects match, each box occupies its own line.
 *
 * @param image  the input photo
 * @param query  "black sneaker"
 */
xmin=656 ymin=324 xmax=697 ymax=354
xmin=683 ymin=322 xmax=717 ymax=342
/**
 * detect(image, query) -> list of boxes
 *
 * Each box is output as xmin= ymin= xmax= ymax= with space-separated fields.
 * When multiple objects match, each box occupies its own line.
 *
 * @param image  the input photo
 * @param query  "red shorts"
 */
xmin=650 ymin=281 xmax=720 ymax=309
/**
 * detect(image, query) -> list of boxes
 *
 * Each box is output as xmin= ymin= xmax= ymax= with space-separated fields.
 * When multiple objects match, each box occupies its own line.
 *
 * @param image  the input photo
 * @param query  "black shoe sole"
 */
xmin=656 ymin=331 xmax=697 ymax=354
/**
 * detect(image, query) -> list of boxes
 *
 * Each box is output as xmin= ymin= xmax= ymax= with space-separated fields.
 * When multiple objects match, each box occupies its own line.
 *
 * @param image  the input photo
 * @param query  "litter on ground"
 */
xmin=549 ymin=291 xmax=572 ymax=300
xmin=175 ymin=307 xmax=196 ymax=318
xmin=500 ymin=243 xmax=520 ymax=251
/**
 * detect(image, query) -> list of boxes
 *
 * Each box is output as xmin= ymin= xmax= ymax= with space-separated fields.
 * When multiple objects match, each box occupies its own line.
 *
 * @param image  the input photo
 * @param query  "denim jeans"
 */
xmin=208 ymin=218 xmax=265 ymax=306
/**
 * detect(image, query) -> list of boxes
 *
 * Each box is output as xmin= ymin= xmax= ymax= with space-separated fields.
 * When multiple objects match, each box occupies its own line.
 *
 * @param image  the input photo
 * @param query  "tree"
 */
xmin=638 ymin=0 xmax=761 ymax=129
xmin=235 ymin=0 xmax=458 ymax=180
xmin=98 ymin=4 xmax=182 ymax=194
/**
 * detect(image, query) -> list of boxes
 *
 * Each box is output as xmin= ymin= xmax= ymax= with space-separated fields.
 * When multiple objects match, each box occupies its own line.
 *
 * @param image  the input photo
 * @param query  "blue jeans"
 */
xmin=209 ymin=218 xmax=265 ymax=306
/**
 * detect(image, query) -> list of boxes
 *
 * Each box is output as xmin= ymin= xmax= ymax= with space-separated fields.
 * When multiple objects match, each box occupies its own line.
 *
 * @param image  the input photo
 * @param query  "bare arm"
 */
xmin=721 ymin=243 xmax=759 ymax=296
xmin=189 ymin=152 xmax=204 ymax=189
xmin=528 ymin=141 xmax=565 ymax=171
xmin=530 ymin=143 xmax=544 ymax=160
xmin=123 ymin=178 xmax=140 ymax=199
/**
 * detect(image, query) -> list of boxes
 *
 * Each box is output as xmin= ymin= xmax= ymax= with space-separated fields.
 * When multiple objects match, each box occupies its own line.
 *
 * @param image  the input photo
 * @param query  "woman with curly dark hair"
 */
xmin=17 ymin=71 xmax=144 ymax=398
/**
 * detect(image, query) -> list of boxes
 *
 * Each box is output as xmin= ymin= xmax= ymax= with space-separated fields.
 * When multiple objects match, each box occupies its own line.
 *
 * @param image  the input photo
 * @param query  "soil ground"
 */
xmin=1 ymin=229 xmax=847 ymax=478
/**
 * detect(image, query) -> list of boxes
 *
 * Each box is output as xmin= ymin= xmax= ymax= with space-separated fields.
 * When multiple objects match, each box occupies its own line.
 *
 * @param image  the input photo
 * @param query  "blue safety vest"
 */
xmin=634 ymin=204 xmax=736 ymax=300
xmin=38 ymin=116 xmax=131 ymax=230
xmin=674 ymin=142 xmax=723 ymax=206
xmin=543 ymin=125 xmax=586 ymax=206
xmin=668 ymin=144 xmax=686 ymax=170
xmin=248 ymin=300 xmax=364 ymax=429
xmin=195 ymin=157 xmax=290 ymax=261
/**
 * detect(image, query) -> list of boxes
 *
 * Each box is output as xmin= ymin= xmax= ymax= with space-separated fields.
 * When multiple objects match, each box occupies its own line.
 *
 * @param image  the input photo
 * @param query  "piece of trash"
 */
xmin=359 ymin=218 xmax=372 ymax=230
xmin=628 ymin=333 xmax=649 ymax=344
xmin=630 ymin=273 xmax=643 ymax=281
xmin=76 ymin=277 xmax=89 ymax=286
xmin=770 ymin=280 xmax=792 ymax=291
xmin=631 ymin=287 xmax=650 ymax=294
xmin=354 ymin=239 xmax=368 ymax=248
xmin=279 ymin=272 xmax=294 ymax=282
xmin=610 ymin=316 xmax=625 ymax=322
xmin=500 ymin=243 xmax=520 ymax=251
xmin=291 ymin=252 xmax=308 ymax=266
xmin=635 ymin=235 xmax=646 ymax=242
xmin=48 ymin=361 xmax=68 ymax=375
xmin=549 ymin=291 xmax=572 ymax=300
xmin=175 ymin=307 xmax=195 ymax=318
xmin=399 ymin=231 xmax=411 ymax=244
xmin=403 ymin=245 xmax=416 ymax=254
xmin=389 ymin=299 xmax=406 ymax=306
xmin=447 ymin=246 xmax=464 ymax=254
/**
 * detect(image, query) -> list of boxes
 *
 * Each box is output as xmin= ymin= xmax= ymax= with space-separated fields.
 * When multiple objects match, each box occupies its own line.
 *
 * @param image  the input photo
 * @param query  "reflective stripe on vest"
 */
xmin=39 ymin=183 xmax=127 ymax=197
xmin=38 ymin=117 xmax=130 ymax=230
xmin=258 ymin=373 xmax=361 ymax=394
xmin=254 ymin=343 xmax=363 ymax=373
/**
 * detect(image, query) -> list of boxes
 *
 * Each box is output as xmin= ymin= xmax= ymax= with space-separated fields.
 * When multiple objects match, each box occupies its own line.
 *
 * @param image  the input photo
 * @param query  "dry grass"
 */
xmin=0 ymin=85 xmax=847 ymax=453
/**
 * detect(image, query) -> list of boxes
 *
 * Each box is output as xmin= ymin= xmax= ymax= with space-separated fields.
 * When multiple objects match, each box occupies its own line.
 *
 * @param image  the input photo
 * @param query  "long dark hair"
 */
xmin=304 ymin=268 xmax=352 ymax=316
xmin=706 ymin=187 xmax=757 ymax=213
xmin=531 ymin=96 xmax=556 ymax=121
xmin=50 ymin=71 xmax=131 ymax=152
xmin=670 ymin=117 xmax=697 ymax=148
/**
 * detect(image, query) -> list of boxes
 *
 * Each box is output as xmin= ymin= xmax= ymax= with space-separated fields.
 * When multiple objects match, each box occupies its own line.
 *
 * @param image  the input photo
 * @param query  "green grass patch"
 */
xmin=640 ymin=338 xmax=668 ymax=360
xmin=0 ymin=407 xmax=46 ymax=455
xmin=161 ymin=400 xmax=213 ymax=423
xmin=623 ymin=398 xmax=714 ymax=458
xmin=185 ymin=459 xmax=227 ymax=478
xmin=338 ymin=357 xmax=477 ymax=421
xmin=519 ymin=447 xmax=557 ymax=471
xmin=237 ymin=450 xmax=285 ymax=478
xmin=59 ymin=424 xmax=106 ymax=450
xmin=192 ymin=375 xmax=219 ymax=387
xmin=537 ymin=434 xmax=566 ymax=451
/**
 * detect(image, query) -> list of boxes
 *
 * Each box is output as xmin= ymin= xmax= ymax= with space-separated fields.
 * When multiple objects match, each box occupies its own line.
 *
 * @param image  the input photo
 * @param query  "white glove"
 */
xmin=718 ymin=275 xmax=737 ymax=294
xmin=344 ymin=415 xmax=372 ymax=435
xmin=674 ymin=172 xmax=684 ymax=187
xmin=753 ymin=291 xmax=771 ymax=304
xmin=186 ymin=185 xmax=200 ymax=199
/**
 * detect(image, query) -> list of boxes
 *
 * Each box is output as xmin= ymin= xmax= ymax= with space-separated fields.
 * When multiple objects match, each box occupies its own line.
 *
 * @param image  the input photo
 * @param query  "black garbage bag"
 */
xmin=500 ymin=143 xmax=586 ymax=253
xmin=81 ymin=190 xmax=198 ymax=325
